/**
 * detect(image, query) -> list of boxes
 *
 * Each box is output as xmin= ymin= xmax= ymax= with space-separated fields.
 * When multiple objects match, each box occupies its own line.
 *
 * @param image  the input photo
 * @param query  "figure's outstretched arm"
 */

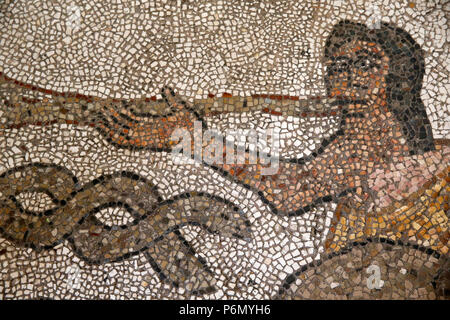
xmin=0 ymin=76 xmax=353 ymax=215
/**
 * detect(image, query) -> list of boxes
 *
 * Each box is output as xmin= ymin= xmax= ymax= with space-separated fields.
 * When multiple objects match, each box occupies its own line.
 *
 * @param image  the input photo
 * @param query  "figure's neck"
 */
xmin=340 ymin=95 xmax=411 ymax=159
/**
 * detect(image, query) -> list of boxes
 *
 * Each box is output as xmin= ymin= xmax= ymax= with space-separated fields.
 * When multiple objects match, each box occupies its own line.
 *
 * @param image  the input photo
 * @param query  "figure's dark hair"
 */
xmin=324 ymin=20 xmax=435 ymax=155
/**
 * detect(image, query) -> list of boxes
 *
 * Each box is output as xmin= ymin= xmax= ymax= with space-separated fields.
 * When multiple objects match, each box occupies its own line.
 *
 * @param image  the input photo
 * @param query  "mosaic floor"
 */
xmin=0 ymin=0 xmax=448 ymax=300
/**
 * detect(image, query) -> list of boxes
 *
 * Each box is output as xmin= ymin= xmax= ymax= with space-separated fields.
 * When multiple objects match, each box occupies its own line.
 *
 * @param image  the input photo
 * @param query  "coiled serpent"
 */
xmin=0 ymin=163 xmax=252 ymax=295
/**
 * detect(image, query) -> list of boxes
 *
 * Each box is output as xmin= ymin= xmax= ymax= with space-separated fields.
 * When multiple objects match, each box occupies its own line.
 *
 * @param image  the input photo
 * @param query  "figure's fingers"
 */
xmin=161 ymin=86 xmax=185 ymax=110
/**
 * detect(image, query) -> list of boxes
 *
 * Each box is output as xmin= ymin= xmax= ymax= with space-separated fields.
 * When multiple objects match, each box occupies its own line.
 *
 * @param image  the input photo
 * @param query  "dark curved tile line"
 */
xmin=276 ymin=236 xmax=446 ymax=298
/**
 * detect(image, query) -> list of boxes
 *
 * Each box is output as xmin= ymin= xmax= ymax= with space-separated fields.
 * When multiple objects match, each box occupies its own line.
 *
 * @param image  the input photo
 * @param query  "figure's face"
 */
xmin=325 ymin=40 xmax=389 ymax=105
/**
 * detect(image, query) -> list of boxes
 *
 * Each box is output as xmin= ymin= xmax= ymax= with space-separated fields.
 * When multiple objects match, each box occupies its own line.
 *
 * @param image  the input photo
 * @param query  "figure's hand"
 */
xmin=97 ymin=87 xmax=201 ymax=149
xmin=161 ymin=86 xmax=190 ymax=112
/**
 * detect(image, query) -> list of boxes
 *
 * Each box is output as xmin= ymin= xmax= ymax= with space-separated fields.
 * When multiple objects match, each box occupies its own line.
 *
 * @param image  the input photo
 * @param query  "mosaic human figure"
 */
xmin=105 ymin=20 xmax=449 ymax=256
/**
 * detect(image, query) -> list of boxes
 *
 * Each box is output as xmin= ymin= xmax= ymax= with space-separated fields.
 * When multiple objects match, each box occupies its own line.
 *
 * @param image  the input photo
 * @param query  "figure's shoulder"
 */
xmin=326 ymin=162 xmax=449 ymax=255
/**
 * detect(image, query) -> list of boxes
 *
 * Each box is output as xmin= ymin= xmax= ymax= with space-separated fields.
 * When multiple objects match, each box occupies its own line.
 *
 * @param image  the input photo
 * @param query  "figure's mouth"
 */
xmin=328 ymin=83 xmax=369 ymax=99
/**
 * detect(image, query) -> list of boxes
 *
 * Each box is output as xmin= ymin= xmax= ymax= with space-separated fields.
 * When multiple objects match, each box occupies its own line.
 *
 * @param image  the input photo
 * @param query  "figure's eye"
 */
xmin=353 ymin=57 xmax=378 ymax=71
